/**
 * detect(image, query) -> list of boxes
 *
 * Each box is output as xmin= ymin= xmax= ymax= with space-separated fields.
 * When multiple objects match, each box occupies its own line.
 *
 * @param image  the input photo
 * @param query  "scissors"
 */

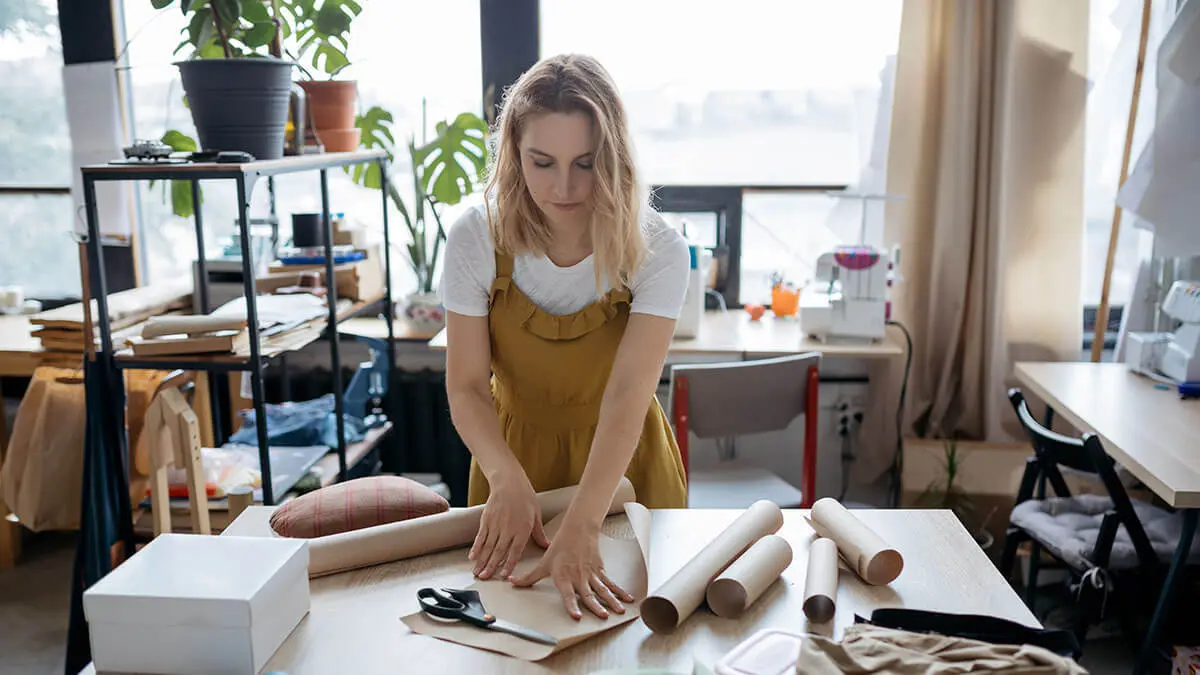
xmin=417 ymin=587 xmax=558 ymax=646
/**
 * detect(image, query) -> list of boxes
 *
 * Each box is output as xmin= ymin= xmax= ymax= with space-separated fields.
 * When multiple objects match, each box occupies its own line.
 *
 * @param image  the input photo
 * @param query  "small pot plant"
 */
xmin=915 ymin=438 xmax=996 ymax=550
xmin=347 ymin=104 xmax=488 ymax=331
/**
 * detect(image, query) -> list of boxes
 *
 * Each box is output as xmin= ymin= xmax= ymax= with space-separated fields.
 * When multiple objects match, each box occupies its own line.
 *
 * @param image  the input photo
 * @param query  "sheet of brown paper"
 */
xmin=641 ymin=499 xmax=784 ymax=633
xmin=307 ymin=478 xmax=637 ymax=577
xmin=802 ymin=536 xmax=838 ymax=622
xmin=400 ymin=502 xmax=653 ymax=661
xmin=808 ymin=497 xmax=903 ymax=585
xmin=140 ymin=315 xmax=247 ymax=338
xmin=706 ymin=533 xmax=793 ymax=618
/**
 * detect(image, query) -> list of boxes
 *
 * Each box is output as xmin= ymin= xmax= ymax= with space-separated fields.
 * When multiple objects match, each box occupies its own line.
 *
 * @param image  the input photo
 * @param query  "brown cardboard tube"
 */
xmin=809 ymin=497 xmax=903 ymax=585
xmin=305 ymin=478 xmax=636 ymax=577
xmin=141 ymin=315 xmax=248 ymax=338
xmin=706 ymin=534 xmax=793 ymax=618
xmin=802 ymin=537 xmax=838 ymax=622
xmin=641 ymin=500 xmax=784 ymax=633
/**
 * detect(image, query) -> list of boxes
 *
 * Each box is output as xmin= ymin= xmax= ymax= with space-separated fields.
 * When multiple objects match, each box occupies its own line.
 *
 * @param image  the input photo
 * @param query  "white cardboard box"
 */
xmin=83 ymin=533 xmax=309 ymax=675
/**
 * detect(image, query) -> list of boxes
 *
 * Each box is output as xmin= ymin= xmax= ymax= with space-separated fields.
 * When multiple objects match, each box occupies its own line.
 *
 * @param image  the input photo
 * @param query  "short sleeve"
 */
xmin=629 ymin=213 xmax=691 ymax=319
xmin=438 ymin=206 xmax=495 ymax=317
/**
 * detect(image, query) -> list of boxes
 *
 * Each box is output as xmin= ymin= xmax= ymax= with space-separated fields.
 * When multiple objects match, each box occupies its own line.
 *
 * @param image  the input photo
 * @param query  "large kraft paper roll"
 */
xmin=307 ymin=478 xmax=637 ymax=577
xmin=809 ymin=497 xmax=903 ymax=585
xmin=641 ymin=499 xmax=783 ymax=633
xmin=802 ymin=537 xmax=838 ymax=622
xmin=706 ymin=534 xmax=793 ymax=619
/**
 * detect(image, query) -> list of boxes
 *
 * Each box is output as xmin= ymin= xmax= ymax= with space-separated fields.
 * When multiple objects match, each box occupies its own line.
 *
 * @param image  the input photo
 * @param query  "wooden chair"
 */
xmin=669 ymin=353 xmax=820 ymax=508
xmin=1000 ymin=388 xmax=1174 ymax=648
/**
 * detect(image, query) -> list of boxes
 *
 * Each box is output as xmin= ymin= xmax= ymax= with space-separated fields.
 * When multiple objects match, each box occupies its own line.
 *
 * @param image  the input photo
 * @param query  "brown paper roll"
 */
xmin=706 ymin=534 xmax=793 ymax=618
xmin=141 ymin=315 xmax=247 ymax=338
xmin=306 ymin=478 xmax=636 ymax=577
xmin=809 ymin=497 xmax=903 ymax=585
xmin=641 ymin=499 xmax=784 ymax=633
xmin=802 ymin=537 xmax=838 ymax=622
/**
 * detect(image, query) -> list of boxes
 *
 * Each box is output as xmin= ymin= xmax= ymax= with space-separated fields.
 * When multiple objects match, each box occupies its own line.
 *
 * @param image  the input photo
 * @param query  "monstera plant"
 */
xmin=348 ymin=105 xmax=488 ymax=306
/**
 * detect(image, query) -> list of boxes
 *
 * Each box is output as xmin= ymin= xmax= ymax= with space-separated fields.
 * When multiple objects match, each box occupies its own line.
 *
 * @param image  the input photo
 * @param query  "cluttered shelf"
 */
xmin=80 ymin=150 xmax=386 ymax=181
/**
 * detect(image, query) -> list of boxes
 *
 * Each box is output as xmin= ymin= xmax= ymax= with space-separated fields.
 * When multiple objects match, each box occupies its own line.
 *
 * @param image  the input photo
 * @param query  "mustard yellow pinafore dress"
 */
xmin=466 ymin=250 xmax=688 ymax=509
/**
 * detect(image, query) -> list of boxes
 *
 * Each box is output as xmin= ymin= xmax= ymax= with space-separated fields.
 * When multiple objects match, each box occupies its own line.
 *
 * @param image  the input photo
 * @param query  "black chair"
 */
xmin=999 ymin=388 xmax=1161 ymax=648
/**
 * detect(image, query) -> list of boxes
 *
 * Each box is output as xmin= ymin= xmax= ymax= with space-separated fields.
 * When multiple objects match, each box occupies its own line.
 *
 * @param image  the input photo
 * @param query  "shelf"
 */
xmin=111 ymin=293 xmax=385 ymax=372
xmin=338 ymin=316 xmax=441 ymax=342
xmin=81 ymin=150 xmax=387 ymax=182
xmin=307 ymin=421 xmax=393 ymax=490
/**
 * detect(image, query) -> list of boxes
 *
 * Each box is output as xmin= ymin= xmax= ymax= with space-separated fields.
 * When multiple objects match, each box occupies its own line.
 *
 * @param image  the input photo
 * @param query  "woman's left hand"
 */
xmin=509 ymin=515 xmax=634 ymax=620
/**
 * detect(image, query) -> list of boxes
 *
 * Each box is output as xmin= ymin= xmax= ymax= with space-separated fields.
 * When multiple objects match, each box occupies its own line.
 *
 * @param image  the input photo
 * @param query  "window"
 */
xmin=1082 ymin=0 xmax=1180 ymax=342
xmin=119 ymin=1 xmax=482 ymax=292
xmin=0 ymin=0 xmax=80 ymax=298
xmin=541 ymin=0 xmax=903 ymax=306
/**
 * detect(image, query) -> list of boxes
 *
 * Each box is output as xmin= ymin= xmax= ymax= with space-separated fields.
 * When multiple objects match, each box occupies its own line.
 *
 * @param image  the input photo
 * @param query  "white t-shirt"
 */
xmin=439 ymin=204 xmax=690 ymax=319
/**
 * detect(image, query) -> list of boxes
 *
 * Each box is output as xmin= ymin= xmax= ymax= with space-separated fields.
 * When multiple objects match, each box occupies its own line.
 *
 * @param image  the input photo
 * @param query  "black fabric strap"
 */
xmin=856 ymin=608 xmax=1082 ymax=660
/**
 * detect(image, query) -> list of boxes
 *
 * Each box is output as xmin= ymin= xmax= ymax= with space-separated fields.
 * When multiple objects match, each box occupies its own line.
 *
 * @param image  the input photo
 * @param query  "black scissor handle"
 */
xmin=417 ymin=588 xmax=494 ymax=628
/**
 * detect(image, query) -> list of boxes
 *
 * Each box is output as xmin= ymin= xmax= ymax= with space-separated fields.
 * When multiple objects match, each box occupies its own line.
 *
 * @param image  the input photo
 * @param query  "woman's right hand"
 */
xmin=469 ymin=470 xmax=550 ymax=580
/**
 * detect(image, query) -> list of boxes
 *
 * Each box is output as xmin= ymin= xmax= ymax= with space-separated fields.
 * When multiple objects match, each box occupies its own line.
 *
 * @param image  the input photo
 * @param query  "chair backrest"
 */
xmin=1008 ymin=388 xmax=1158 ymax=572
xmin=670 ymin=353 xmax=821 ymax=439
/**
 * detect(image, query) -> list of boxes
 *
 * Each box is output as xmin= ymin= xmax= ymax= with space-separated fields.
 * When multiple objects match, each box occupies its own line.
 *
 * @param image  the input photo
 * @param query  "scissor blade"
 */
xmin=488 ymin=618 xmax=559 ymax=646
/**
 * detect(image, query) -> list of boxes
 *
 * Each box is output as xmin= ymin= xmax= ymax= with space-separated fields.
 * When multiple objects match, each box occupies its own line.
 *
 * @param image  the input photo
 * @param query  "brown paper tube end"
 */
xmin=640 ymin=596 xmax=679 ymax=634
xmin=803 ymin=595 xmax=836 ymax=623
xmin=705 ymin=578 xmax=747 ymax=619
xmin=866 ymin=549 xmax=904 ymax=585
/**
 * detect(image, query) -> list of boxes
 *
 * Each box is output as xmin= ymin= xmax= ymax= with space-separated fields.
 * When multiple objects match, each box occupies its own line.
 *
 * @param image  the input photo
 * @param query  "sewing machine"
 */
xmin=799 ymin=245 xmax=891 ymax=342
xmin=1125 ymin=280 xmax=1200 ymax=383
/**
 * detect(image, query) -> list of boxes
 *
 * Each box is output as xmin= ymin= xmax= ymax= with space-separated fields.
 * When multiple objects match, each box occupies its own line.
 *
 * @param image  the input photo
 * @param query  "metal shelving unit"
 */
xmin=81 ymin=150 xmax=396 ymax=507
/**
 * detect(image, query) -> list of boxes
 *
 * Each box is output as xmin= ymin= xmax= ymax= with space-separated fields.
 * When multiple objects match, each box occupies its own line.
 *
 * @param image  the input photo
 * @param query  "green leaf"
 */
xmin=313 ymin=42 xmax=348 ymax=74
xmin=243 ymin=21 xmax=276 ymax=47
xmin=152 ymin=0 xmax=175 ymax=9
xmin=242 ymin=0 xmax=270 ymax=22
xmin=313 ymin=2 xmax=351 ymax=35
xmin=413 ymin=112 xmax=488 ymax=206
xmin=161 ymin=129 xmax=198 ymax=152
xmin=186 ymin=7 xmax=211 ymax=45
xmin=169 ymin=180 xmax=196 ymax=218
xmin=181 ymin=0 xmax=204 ymax=12
xmin=198 ymin=39 xmax=226 ymax=58
xmin=211 ymin=0 xmax=242 ymax=24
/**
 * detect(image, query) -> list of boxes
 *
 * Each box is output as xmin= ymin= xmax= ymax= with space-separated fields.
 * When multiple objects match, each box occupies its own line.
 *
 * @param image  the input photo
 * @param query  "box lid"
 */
xmin=83 ymin=533 xmax=307 ymax=628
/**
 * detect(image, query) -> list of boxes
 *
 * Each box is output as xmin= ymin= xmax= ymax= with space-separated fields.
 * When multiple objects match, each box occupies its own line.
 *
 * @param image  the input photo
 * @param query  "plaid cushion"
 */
xmin=269 ymin=475 xmax=449 ymax=538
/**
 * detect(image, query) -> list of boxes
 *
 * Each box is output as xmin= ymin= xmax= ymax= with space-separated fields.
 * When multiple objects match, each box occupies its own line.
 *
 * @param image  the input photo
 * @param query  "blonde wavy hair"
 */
xmin=485 ymin=53 xmax=647 ymax=293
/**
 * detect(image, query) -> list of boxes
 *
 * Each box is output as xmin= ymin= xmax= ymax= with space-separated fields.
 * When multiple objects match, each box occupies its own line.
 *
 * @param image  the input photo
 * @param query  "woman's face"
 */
xmin=519 ymin=111 xmax=596 ymax=229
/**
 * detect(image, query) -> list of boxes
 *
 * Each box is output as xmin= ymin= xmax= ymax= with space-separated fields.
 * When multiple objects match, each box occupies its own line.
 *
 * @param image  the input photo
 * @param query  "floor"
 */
xmin=0 ymin=531 xmax=1163 ymax=675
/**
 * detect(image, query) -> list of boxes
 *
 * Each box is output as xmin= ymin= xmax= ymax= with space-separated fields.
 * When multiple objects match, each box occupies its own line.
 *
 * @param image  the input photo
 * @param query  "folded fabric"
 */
xmin=797 ymin=624 xmax=1088 ymax=674
xmin=229 ymin=393 xmax=366 ymax=448
xmin=857 ymin=608 xmax=1082 ymax=659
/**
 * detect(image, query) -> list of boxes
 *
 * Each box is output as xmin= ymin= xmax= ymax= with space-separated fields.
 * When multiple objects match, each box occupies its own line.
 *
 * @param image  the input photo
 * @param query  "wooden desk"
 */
xmin=1014 ymin=361 xmax=1200 ymax=673
xmin=425 ymin=311 xmax=905 ymax=360
xmin=1013 ymin=361 xmax=1200 ymax=509
xmin=215 ymin=508 xmax=1035 ymax=674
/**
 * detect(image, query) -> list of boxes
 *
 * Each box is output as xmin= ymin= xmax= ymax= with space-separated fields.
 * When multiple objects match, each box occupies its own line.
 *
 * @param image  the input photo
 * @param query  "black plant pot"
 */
xmin=176 ymin=58 xmax=295 ymax=161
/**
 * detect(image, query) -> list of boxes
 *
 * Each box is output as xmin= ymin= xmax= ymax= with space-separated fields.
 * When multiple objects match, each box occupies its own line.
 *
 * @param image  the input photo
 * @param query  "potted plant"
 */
xmin=281 ymin=0 xmax=364 ymax=152
xmin=151 ymin=0 xmax=363 ymax=160
xmin=914 ymin=438 xmax=996 ymax=550
xmin=348 ymin=104 xmax=488 ymax=331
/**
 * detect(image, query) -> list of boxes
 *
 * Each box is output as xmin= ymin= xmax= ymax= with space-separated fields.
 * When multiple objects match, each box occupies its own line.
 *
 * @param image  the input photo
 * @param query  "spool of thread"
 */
xmin=291 ymin=212 xmax=326 ymax=248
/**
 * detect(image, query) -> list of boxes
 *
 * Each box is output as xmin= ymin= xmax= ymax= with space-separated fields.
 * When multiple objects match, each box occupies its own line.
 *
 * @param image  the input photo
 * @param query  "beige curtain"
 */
xmin=859 ymin=0 xmax=1089 ymax=482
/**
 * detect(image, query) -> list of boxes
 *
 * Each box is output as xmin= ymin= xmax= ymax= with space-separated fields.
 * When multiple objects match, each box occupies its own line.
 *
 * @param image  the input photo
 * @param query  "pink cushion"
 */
xmin=269 ymin=475 xmax=449 ymax=538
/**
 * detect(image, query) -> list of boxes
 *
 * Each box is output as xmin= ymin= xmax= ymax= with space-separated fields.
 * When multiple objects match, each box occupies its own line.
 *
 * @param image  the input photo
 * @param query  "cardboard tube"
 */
xmin=706 ymin=534 xmax=792 ymax=618
xmin=305 ymin=478 xmax=636 ymax=577
xmin=802 ymin=537 xmax=838 ymax=622
xmin=641 ymin=500 xmax=783 ymax=633
xmin=141 ymin=315 xmax=247 ymax=338
xmin=809 ymin=498 xmax=903 ymax=585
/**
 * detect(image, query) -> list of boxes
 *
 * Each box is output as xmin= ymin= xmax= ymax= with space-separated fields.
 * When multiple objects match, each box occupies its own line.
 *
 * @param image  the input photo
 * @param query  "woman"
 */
xmin=440 ymin=53 xmax=690 ymax=621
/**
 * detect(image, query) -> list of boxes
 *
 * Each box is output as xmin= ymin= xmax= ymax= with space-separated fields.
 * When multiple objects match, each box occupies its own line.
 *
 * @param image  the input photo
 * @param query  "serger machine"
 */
xmin=1125 ymin=280 xmax=1200 ymax=384
xmin=799 ymin=245 xmax=892 ymax=342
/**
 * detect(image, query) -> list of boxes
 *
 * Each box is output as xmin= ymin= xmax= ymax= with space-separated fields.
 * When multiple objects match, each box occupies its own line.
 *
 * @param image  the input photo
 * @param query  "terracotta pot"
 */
xmin=318 ymin=128 xmax=362 ymax=153
xmin=298 ymin=79 xmax=358 ymax=140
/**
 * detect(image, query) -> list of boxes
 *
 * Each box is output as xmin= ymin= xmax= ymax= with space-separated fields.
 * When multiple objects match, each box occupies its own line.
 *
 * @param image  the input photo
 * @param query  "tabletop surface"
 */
xmin=1015 ymin=361 xmax=1200 ymax=509
xmin=0 ymin=315 xmax=44 ymax=376
xmin=215 ymin=507 xmax=1036 ymax=674
xmin=427 ymin=310 xmax=904 ymax=359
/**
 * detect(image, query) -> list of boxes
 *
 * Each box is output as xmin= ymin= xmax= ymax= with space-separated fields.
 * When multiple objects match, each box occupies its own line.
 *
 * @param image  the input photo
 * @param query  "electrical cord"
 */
xmin=886 ymin=319 xmax=914 ymax=507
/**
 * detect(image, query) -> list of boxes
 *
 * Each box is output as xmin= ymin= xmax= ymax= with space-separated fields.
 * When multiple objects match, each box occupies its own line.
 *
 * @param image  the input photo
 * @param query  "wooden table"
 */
xmin=211 ymin=508 xmax=1035 ymax=674
xmin=424 ymin=310 xmax=905 ymax=360
xmin=1014 ymin=361 xmax=1200 ymax=673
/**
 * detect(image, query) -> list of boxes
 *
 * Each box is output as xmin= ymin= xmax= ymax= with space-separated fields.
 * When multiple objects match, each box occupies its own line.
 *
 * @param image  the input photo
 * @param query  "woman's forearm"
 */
xmin=448 ymin=384 xmax=522 ymax=481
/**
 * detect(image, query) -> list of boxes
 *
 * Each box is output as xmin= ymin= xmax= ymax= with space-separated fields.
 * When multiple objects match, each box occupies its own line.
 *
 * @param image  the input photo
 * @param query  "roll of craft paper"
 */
xmin=641 ymin=499 xmax=784 ymax=633
xmin=141 ymin=315 xmax=247 ymax=338
xmin=306 ymin=478 xmax=637 ymax=577
xmin=808 ymin=497 xmax=903 ymax=585
xmin=802 ymin=537 xmax=838 ymax=622
xmin=706 ymin=534 xmax=793 ymax=619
